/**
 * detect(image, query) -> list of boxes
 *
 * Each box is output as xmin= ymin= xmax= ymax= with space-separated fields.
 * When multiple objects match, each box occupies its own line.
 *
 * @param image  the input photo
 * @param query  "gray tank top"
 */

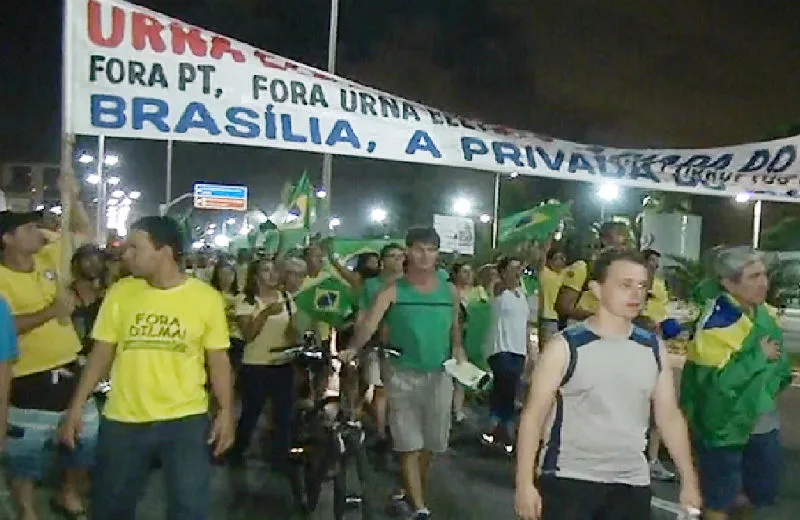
xmin=539 ymin=323 xmax=661 ymax=486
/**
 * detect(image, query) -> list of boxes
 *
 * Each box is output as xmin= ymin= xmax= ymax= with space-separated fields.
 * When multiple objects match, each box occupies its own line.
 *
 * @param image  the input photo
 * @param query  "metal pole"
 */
xmin=491 ymin=173 xmax=500 ymax=248
xmin=96 ymin=135 xmax=106 ymax=241
xmin=319 ymin=0 xmax=339 ymax=235
xmin=166 ymin=140 xmax=173 ymax=204
xmin=600 ymin=202 xmax=606 ymax=223
xmin=752 ymin=199 xmax=763 ymax=248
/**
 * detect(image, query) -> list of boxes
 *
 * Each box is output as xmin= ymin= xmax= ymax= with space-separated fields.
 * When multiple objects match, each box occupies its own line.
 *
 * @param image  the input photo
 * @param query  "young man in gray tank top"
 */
xmin=515 ymin=249 xmax=701 ymax=520
xmin=343 ymin=228 xmax=465 ymax=520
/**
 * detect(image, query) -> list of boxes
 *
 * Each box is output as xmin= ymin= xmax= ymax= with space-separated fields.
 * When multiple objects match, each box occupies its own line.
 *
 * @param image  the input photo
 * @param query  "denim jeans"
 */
xmin=488 ymin=352 xmax=526 ymax=427
xmin=90 ymin=413 xmax=212 ymax=520
xmin=232 ymin=363 xmax=296 ymax=470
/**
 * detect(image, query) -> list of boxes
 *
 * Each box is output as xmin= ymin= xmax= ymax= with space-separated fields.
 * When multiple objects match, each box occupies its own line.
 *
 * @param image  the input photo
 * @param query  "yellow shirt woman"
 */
xmin=235 ymin=293 xmax=296 ymax=366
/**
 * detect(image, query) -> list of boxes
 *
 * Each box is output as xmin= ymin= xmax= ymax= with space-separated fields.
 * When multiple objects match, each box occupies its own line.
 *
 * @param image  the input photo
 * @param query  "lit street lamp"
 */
xmin=479 ymin=213 xmax=492 ymax=224
xmin=129 ymin=191 xmax=141 ymax=200
xmin=111 ymin=190 xmax=125 ymax=199
xmin=597 ymin=182 xmax=620 ymax=222
xmin=329 ymin=217 xmax=341 ymax=230
xmin=107 ymin=176 xmax=120 ymax=186
xmin=370 ymin=207 xmax=387 ymax=224
xmin=452 ymin=197 xmax=473 ymax=217
xmin=86 ymin=174 xmax=100 ymax=185
xmin=316 ymin=188 xmax=328 ymax=199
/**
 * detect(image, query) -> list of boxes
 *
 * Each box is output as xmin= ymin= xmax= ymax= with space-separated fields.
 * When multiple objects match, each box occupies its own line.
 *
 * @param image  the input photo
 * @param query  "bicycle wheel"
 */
xmin=353 ymin=443 xmax=376 ymax=520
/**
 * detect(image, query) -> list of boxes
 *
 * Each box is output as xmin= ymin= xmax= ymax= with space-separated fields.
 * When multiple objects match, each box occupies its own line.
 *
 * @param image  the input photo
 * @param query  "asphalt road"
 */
xmin=6 ymin=387 xmax=800 ymax=519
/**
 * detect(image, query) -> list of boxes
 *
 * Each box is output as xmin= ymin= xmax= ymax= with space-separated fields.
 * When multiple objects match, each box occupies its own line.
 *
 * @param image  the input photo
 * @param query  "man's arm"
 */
xmin=515 ymin=335 xmax=568 ymax=489
xmin=206 ymin=350 xmax=234 ymax=413
xmin=554 ymin=286 xmax=592 ymax=321
xmin=14 ymin=305 xmax=59 ymax=334
xmin=349 ymin=285 xmax=396 ymax=351
xmin=652 ymin=341 xmax=698 ymax=486
xmin=66 ymin=342 xmax=116 ymax=411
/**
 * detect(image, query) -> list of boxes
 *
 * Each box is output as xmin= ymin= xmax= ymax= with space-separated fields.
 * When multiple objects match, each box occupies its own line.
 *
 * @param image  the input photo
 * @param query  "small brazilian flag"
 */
xmin=498 ymin=201 xmax=572 ymax=246
xmin=294 ymin=274 xmax=355 ymax=327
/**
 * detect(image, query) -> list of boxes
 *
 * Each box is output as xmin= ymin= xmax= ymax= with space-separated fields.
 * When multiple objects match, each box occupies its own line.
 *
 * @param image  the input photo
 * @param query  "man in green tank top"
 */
xmin=343 ymin=228 xmax=466 ymax=520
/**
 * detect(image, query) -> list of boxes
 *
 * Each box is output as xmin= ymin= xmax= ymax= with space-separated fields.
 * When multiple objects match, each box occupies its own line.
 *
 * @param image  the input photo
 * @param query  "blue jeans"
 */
xmin=488 ymin=352 xmax=526 ymax=428
xmin=90 ymin=414 xmax=212 ymax=520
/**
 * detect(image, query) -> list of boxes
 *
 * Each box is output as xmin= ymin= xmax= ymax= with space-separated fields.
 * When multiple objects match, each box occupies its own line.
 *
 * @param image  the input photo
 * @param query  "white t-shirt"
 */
xmin=487 ymin=289 xmax=530 ymax=357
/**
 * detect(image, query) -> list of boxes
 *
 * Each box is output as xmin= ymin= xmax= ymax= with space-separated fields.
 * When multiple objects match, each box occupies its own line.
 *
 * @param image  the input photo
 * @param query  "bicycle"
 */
xmin=281 ymin=332 xmax=400 ymax=520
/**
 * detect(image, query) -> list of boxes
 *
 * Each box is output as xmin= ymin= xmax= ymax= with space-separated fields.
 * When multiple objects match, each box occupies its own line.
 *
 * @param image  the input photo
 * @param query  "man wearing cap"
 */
xmin=0 ymin=175 xmax=98 ymax=520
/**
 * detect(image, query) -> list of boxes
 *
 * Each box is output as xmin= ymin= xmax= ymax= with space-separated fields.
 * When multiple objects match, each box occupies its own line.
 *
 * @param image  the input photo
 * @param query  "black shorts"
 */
xmin=539 ymin=476 xmax=651 ymax=520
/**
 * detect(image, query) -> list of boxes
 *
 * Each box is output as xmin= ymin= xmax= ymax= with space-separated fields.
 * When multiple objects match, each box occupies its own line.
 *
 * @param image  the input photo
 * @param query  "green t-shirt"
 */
xmin=359 ymin=275 xmax=388 ymax=311
xmin=386 ymin=277 xmax=454 ymax=372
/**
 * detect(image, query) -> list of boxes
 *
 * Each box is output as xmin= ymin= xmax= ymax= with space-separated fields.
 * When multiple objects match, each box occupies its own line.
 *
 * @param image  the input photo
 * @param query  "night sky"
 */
xmin=1 ymin=0 xmax=799 ymax=243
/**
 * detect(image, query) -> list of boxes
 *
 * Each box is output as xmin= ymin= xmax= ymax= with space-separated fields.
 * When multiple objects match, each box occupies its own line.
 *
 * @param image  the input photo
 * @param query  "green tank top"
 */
xmin=386 ymin=277 xmax=454 ymax=372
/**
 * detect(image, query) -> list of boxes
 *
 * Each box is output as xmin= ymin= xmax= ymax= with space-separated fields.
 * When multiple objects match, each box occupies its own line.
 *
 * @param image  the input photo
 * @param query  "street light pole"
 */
xmin=166 ymin=140 xmax=173 ymax=204
xmin=752 ymin=199 xmax=763 ymax=248
xmin=491 ymin=173 xmax=500 ymax=248
xmin=95 ymin=135 xmax=106 ymax=241
xmin=319 ymin=0 xmax=339 ymax=236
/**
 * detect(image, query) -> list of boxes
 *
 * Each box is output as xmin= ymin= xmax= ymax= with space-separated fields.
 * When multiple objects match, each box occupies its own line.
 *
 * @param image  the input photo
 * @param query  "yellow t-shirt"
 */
xmin=539 ymin=266 xmax=564 ymax=321
xmin=235 ymin=294 xmax=296 ymax=365
xmin=222 ymin=292 xmax=244 ymax=340
xmin=92 ymin=277 xmax=230 ymax=423
xmin=0 ymin=241 xmax=81 ymax=376
xmin=642 ymin=276 xmax=669 ymax=323
xmin=561 ymin=260 xmax=598 ymax=313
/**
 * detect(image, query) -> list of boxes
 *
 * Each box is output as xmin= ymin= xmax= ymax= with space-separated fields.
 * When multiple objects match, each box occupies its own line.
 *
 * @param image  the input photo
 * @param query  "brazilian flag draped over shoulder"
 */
xmin=293 ymin=273 xmax=355 ymax=327
xmin=498 ymin=201 xmax=572 ymax=246
xmin=680 ymin=289 xmax=792 ymax=447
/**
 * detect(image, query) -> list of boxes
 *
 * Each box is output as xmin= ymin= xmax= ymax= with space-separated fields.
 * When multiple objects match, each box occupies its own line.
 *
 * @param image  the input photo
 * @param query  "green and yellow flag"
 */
xmin=293 ymin=274 xmax=355 ymax=327
xmin=498 ymin=201 xmax=572 ymax=246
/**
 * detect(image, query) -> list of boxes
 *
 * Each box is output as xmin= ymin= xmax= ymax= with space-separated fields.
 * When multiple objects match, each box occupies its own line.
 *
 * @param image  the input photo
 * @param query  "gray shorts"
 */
xmin=363 ymin=351 xmax=383 ymax=387
xmin=385 ymin=365 xmax=454 ymax=453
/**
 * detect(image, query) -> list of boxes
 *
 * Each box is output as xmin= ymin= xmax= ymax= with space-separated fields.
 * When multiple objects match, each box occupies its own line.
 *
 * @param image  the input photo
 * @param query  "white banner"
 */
xmin=434 ymin=214 xmax=475 ymax=255
xmin=67 ymin=0 xmax=800 ymax=202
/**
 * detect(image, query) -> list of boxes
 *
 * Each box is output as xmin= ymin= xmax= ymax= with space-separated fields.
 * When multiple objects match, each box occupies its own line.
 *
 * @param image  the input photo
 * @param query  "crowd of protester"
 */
xmin=0 ymin=175 xmax=790 ymax=520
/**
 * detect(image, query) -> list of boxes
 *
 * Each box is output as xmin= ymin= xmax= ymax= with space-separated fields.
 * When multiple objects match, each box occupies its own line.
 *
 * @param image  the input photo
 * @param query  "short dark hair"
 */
xmin=545 ymin=245 xmax=564 ymax=261
xmin=497 ymin=255 xmax=521 ymax=273
xmin=130 ymin=216 xmax=184 ymax=261
xmin=405 ymin=227 xmax=440 ymax=248
xmin=642 ymin=248 xmax=661 ymax=261
xmin=380 ymin=243 xmax=403 ymax=258
xmin=591 ymin=248 xmax=647 ymax=283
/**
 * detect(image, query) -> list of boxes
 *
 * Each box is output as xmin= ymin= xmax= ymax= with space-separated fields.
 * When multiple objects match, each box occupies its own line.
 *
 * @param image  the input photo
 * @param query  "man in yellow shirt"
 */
xmin=538 ymin=247 xmax=567 ymax=345
xmin=0 ymin=179 xmax=98 ymax=519
xmin=555 ymin=221 xmax=629 ymax=325
xmin=60 ymin=216 xmax=235 ymax=520
xmin=641 ymin=249 xmax=670 ymax=326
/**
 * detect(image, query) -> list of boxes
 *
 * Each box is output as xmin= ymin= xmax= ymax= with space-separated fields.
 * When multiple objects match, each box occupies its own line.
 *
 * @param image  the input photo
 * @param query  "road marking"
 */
xmin=651 ymin=496 xmax=683 ymax=514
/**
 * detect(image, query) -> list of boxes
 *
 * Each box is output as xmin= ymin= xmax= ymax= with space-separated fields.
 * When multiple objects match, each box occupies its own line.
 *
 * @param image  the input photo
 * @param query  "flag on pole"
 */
xmin=498 ymin=201 xmax=572 ymax=246
xmin=293 ymin=273 xmax=355 ymax=327
xmin=281 ymin=172 xmax=315 ymax=230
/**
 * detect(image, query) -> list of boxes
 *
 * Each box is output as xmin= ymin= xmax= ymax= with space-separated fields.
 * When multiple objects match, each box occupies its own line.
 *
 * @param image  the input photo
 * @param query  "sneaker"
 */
xmin=410 ymin=509 xmax=431 ymax=519
xmin=387 ymin=493 xmax=412 ymax=517
xmin=480 ymin=432 xmax=496 ymax=446
xmin=649 ymin=459 xmax=676 ymax=481
xmin=453 ymin=410 xmax=467 ymax=424
xmin=503 ymin=443 xmax=514 ymax=455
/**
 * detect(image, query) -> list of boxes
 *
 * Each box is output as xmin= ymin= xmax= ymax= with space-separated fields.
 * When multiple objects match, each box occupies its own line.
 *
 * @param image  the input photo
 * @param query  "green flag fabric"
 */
xmin=464 ymin=297 xmax=492 ymax=370
xmin=498 ymin=201 xmax=572 ymax=246
xmin=293 ymin=274 xmax=356 ymax=327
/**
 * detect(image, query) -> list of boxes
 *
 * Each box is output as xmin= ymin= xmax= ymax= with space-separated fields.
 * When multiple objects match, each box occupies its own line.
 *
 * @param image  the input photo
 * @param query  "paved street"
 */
xmin=4 ymin=386 xmax=800 ymax=519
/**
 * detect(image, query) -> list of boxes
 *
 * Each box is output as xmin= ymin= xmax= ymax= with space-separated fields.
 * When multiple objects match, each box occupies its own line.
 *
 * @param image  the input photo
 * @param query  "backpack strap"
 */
xmin=560 ymin=325 xmax=600 ymax=386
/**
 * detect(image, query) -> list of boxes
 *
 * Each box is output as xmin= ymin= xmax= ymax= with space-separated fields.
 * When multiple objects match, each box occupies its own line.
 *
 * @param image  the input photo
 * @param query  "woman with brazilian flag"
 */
xmin=680 ymin=246 xmax=792 ymax=519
